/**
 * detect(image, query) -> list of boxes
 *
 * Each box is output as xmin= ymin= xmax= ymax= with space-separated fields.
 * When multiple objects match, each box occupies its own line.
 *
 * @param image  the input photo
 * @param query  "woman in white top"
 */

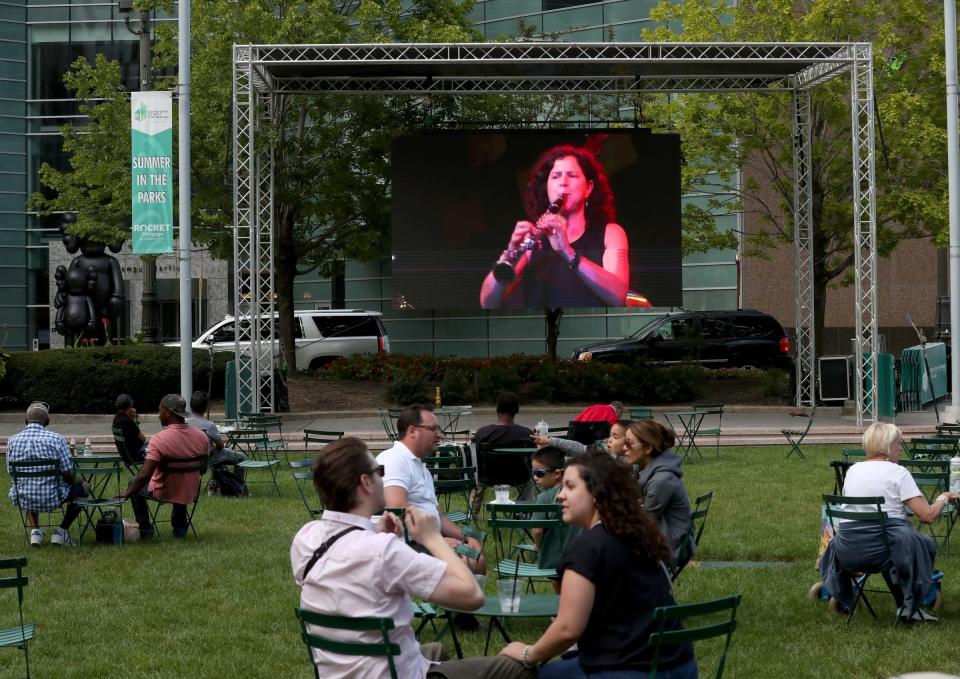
xmin=819 ymin=422 xmax=960 ymax=622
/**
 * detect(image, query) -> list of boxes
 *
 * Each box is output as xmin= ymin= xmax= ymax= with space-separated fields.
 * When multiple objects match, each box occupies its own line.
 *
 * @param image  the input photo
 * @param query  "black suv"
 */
xmin=572 ymin=309 xmax=794 ymax=371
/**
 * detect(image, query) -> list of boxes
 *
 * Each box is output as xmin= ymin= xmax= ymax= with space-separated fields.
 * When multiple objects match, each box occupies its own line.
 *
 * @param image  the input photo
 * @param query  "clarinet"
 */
xmin=491 ymin=197 xmax=564 ymax=284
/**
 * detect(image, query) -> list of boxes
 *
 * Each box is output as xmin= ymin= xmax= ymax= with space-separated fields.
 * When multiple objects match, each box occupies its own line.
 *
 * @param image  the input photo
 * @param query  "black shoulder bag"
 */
xmin=302 ymin=526 xmax=362 ymax=578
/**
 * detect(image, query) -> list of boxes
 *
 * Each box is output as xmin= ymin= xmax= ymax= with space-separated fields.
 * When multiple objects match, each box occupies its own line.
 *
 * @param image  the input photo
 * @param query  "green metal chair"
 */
xmin=671 ymin=490 xmax=713 ymax=582
xmin=628 ymin=406 xmax=654 ymax=421
xmin=487 ymin=501 xmax=563 ymax=581
xmin=692 ymin=404 xmax=724 ymax=457
xmin=8 ymin=459 xmax=66 ymax=543
xmin=782 ymin=407 xmax=816 ymax=459
xmin=647 ymin=593 xmax=742 ymax=679
xmin=377 ymin=407 xmax=402 ymax=442
xmin=294 ymin=608 xmax=401 ymax=679
xmin=0 ymin=556 xmax=34 ymax=679
xmin=244 ymin=414 xmax=289 ymax=459
xmin=822 ymin=494 xmax=900 ymax=627
xmin=303 ymin=429 xmax=344 ymax=455
xmin=111 ymin=426 xmax=142 ymax=473
xmin=232 ymin=428 xmax=282 ymax=497
xmin=290 ymin=458 xmax=322 ymax=520
xmin=900 ymin=459 xmax=957 ymax=552
xmin=72 ymin=458 xmax=125 ymax=543
xmin=429 ymin=461 xmax=476 ymax=525
xmin=840 ymin=448 xmax=866 ymax=462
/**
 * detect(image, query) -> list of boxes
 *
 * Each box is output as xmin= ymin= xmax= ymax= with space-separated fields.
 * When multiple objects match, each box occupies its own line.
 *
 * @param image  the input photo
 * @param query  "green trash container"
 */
xmin=860 ymin=352 xmax=896 ymax=418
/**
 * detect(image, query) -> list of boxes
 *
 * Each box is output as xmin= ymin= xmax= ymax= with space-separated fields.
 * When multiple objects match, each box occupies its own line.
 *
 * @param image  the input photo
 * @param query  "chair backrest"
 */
xmin=162 ymin=454 xmax=209 ymax=476
xmin=487 ymin=501 xmax=562 ymax=564
xmin=0 ymin=556 xmax=29 ymax=644
xmin=822 ymin=494 xmax=888 ymax=541
xmin=829 ymin=460 xmax=854 ymax=494
xmin=476 ymin=441 xmax=533 ymax=488
xmin=840 ymin=448 xmax=866 ymax=461
xmin=303 ymin=430 xmax=344 ymax=452
xmin=229 ymin=428 xmax=272 ymax=459
xmin=648 ymin=593 xmax=742 ymax=679
xmin=377 ymin=407 xmax=402 ymax=442
xmin=294 ymin=608 xmax=400 ymax=679
xmin=567 ymin=420 xmax=611 ymax=446
xmin=691 ymin=491 xmax=713 ymax=546
xmin=8 ymin=459 xmax=62 ymax=506
xmin=290 ymin=459 xmax=322 ymax=519
xmin=900 ymin=459 xmax=949 ymax=500
xmin=628 ymin=406 xmax=654 ymax=421
xmin=796 ymin=408 xmax=816 ymax=437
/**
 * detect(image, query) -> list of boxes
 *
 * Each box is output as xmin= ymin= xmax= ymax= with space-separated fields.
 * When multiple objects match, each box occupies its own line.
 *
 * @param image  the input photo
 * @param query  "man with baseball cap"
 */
xmin=119 ymin=394 xmax=210 ymax=538
xmin=6 ymin=401 xmax=89 ymax=546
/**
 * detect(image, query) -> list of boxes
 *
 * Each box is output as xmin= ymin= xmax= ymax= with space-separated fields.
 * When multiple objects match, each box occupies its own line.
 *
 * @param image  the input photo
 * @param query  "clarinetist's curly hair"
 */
xmin=566 ymin=452 xmax=669 ymax=564
xmin=524 ymin=141 xmax=616 ymax=229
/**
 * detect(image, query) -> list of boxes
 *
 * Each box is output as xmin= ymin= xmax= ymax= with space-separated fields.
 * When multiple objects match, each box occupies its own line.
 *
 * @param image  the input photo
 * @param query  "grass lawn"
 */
xmin=0 ymin=444 xmax=957 ymax=678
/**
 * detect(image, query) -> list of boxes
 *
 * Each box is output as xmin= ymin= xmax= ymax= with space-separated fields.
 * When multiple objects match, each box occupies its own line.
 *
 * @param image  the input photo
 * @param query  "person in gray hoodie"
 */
xmin=623 ymin=420 xmax=694 ymax=568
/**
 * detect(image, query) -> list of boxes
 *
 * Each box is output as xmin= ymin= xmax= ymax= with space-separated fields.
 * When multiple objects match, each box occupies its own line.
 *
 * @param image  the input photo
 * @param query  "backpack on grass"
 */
xmin=212 ymin=466 xmax=249 ymax=497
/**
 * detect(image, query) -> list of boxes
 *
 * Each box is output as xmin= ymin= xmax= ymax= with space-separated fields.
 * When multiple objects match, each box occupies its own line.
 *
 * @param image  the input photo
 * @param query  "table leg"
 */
xmin=444 ymin=613 xmax=465 ymax=659
xmin=482 ymin=616 xmax=511 ymax=655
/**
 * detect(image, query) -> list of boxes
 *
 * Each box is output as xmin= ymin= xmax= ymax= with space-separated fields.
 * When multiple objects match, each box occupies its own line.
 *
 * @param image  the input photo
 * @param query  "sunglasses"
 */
xmin=367 ymin=464 xmax=385 ymax=478
xmin=531 ymin=468 xmax=560 ymax=478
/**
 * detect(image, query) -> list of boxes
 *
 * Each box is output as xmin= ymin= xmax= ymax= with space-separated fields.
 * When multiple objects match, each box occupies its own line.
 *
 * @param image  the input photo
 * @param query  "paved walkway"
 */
xmin=0 ymin=404 xmax=948 ymax=450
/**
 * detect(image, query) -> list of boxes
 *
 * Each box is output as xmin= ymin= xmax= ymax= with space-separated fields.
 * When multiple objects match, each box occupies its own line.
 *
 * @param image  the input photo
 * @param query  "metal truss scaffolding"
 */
xmin=232 ymin=41 xmax=879 ymax=423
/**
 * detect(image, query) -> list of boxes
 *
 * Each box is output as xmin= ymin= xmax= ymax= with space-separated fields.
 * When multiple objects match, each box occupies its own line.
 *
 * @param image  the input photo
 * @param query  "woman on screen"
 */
xmin=479 ymin=143 xmax=631 ymax=309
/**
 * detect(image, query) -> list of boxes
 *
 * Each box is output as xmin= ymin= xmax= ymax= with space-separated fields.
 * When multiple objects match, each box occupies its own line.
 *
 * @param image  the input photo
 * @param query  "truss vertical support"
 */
xmin=233 ymin=45 xmax=257 ymax=415
xmin=850 ymin=43 xmax=879 ymax=425
xmin=254 ymin=92 xmax=276 ymax=412
xmin=792 ymin=87 xmax=816 ymax=408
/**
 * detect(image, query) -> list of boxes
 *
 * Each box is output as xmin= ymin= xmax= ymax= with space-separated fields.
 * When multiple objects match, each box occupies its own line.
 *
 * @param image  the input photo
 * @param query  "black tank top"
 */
xmin=521 ymin=223 xmax=609 ymax=308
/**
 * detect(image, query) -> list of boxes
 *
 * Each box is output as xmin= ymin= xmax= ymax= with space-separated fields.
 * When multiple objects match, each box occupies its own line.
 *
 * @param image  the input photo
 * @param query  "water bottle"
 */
xmin=950 ymin=455 xmax=960 ymax=494
xmin=83 ymin=437 xmax=93 ymax=457
xmin=535 ymin=419 xmax=549 ymax=438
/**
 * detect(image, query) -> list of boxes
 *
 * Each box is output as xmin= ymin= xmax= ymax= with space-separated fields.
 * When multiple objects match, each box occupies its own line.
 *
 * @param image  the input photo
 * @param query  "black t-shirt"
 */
xmin=560 ymin=523 xmax=694 ymax=673
xmin=474 ymin=423 xmax=534 ymax=487
xmin=111 ymin=412 xmax=145 ymax=464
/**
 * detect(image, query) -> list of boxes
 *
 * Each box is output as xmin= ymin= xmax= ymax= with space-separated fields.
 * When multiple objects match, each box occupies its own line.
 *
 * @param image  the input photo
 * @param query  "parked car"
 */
xmin=572 ymin=309 xmax=794 ymax=371
xmin=165 ymin=309 xmax=390 ymax=370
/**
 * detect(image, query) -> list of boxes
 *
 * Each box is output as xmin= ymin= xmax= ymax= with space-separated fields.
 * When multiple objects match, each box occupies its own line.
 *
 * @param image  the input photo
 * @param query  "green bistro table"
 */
xmin=71 ymin=453 xmax=126 ymax=543
xmin=434 ymin=406 xmax=473 ymax=436
xmin=663 ymin=410 xmax=706 ymax=462
xmin=440 ymin=593 xmax=559 ymax=658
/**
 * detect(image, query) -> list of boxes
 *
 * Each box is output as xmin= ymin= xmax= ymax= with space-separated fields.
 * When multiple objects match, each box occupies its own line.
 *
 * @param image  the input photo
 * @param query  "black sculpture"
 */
xmin=53 ymin=213 xmax=125 ymax=346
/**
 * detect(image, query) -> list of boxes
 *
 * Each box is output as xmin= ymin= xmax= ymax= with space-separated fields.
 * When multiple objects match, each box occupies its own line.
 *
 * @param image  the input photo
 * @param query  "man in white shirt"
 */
xmin=291 ymin=437 xmax=536 ymax=679
xmin=377 ymin=405 xmax=485 ymax=572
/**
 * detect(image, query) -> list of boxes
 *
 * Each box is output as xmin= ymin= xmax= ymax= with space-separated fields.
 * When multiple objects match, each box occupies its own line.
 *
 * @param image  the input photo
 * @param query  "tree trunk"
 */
xmin=545 ymin=308 xmax=563 ymax=362
xmin=276 ymin=209 xmax=298 ymax=371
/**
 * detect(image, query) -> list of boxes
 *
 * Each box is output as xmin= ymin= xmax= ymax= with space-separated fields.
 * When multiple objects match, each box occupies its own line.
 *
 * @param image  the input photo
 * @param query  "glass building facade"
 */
xmin=0 ymin=0 xmax=738 ymax=355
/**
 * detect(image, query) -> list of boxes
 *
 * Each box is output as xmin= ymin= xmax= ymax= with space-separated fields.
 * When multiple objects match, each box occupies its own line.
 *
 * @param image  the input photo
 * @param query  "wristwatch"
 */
xmin=567 ymin=250 xmax=581 ymax=271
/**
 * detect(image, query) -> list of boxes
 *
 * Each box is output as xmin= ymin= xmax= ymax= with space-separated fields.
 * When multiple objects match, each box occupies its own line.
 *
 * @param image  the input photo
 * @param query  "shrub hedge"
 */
xmin=325 ymin=353 xmax=703 ymax=405
xmin=0 ymin=345 xmax=230 ymax=413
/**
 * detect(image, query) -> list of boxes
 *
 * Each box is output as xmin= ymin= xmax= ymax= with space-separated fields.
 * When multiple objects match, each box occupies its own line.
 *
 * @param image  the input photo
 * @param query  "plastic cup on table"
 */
xmin=497 ymin=577 xmax=521 ymax=613
xmin=493 ymin=485 xmax=512 ymax=503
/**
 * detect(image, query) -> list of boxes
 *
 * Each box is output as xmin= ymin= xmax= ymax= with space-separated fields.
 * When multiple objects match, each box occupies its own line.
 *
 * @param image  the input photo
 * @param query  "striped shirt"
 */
xmin=6 ymin=423 xmax=73 ymax=512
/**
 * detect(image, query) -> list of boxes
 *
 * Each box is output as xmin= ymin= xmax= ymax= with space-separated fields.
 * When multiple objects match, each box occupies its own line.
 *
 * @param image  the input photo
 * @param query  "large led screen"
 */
xmin=391 ymin=130 xmax=682 ymax=310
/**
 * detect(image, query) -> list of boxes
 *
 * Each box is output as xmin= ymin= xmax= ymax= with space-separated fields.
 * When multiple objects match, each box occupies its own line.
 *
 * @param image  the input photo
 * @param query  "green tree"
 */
xmin=641 ymin=0 xmax=949 ymax=352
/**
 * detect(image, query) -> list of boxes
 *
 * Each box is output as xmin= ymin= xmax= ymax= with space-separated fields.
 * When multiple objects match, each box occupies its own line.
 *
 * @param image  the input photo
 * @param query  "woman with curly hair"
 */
xmin=479 ymin=142 xmax=631 ymax=309
xmin=497 ymin=452 xmax=696 ymax=678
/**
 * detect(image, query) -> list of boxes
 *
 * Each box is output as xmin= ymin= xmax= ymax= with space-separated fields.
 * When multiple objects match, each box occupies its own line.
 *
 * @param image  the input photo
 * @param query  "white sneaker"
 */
xmin=51 ymin=527 xmax=74 ymax=546
xmin=29 ymin=529 xmax=44 ymax=546
xmin=911 ymin=609 xmax=939 ymax=623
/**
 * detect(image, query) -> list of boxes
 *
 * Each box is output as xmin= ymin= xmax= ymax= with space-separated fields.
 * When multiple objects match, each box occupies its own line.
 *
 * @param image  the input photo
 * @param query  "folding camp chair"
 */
xmin=146 ymin=454 xmax=209 ymax=540
xmin=822 ymin=494 xmax=901 ymax=626
xmin=692 ymin=404 xmax=724 ymax=457
xmin=648 ymin=594 xmax=742 ymax=679
xmin=783 ymin=407 xmax=816 ymax=459
xmin=487 ymin=501 xmax=563 ymax=582
xmin=7 ymin=459 xmax=66 ymax=543
xmin=294 ymin=608 xmax=401 ymax=679
xmin=232 ymin=428 xmax=282 ymax=497
xmin=0 ymin=556 xmax=35 ymax=679
xmin=290 ymin=459 xmax=322 ymax=520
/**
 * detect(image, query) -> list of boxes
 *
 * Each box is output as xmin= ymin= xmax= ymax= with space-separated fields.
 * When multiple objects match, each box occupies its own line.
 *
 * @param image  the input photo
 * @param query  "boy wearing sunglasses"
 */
xmin=531 ymin=446 xmax=582 ymax=593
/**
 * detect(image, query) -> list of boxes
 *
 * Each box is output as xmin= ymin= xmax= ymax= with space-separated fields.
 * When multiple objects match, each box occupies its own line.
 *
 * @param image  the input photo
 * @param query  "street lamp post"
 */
xmin=945 ymin=0 xmax=960 ymax=422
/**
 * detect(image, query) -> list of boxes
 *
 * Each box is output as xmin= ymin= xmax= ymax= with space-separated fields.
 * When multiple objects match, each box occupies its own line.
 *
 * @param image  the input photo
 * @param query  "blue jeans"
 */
xmin=538 ymin=657 xmax=698 ymax=679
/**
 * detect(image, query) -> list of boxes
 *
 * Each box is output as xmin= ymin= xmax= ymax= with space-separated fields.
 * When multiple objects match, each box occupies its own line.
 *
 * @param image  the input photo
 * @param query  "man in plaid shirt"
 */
xmin=6 ymin=401 xmax=88 ymax=546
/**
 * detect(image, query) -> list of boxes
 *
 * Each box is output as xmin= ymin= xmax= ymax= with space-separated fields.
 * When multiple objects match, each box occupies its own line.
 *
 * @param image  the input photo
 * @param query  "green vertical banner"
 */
xmin=130 ymin=91 xmax=174 ymax=254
